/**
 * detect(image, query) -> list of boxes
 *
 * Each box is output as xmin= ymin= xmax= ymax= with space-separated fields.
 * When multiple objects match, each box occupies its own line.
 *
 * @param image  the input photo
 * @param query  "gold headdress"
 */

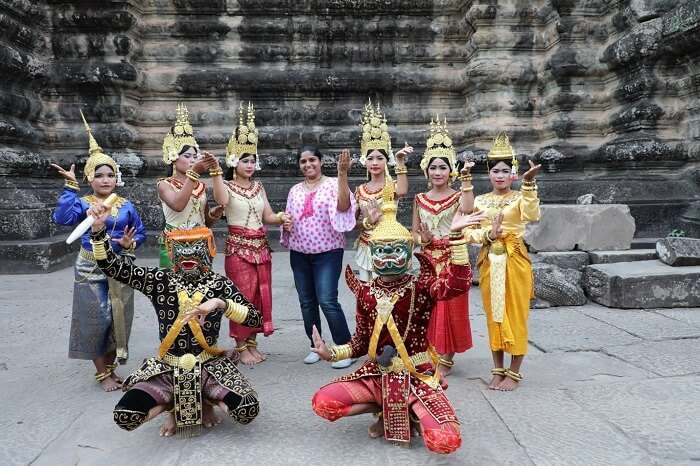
xmin=369 ymin=180 xmax=413 ymax=246
xmin=80 ymin=110 xmax=122 ymax=185
xmin=487 ymin=132 xmax=518 ymax=179
xmin=359 ymin=99 xmax=395 ymax=167
xmin=226 ymin=102 xmax=260 ymax=169
xmin=162 ymin=103 xmax=199 ymax=165
xmin=420 ymin=116 xmax=458 ymax=178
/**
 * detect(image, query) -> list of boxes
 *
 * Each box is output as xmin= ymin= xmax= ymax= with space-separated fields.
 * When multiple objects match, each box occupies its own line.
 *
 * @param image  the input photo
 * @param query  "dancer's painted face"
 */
xmin=174 ymin=146 xmax=200 ymax=174
xmin=366 ymin=150 xmax=387 ymax=177
xmin=90 ymin=165 xmax=116 ymax=197
xmin=489 ymin=161 xmax=513 ymax=190
xmin=169 ymin=238 xmax=213 ymax=277
xmin=427 ymin=158 xmax=451 ymax=187
xmin=370 ymin=240 xmax=412 ymax=276
xmin=235 ymin=154 xmax=257 ymax=179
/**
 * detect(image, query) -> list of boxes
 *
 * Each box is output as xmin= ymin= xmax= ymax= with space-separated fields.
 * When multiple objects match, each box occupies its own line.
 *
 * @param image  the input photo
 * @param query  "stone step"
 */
xmin=588 ymin=249 xmax=657 ymax=264
xmin=583 ymin=260 xmax=700 ymax=309
xmin=631 ymin=238 xmax=660 ymax=249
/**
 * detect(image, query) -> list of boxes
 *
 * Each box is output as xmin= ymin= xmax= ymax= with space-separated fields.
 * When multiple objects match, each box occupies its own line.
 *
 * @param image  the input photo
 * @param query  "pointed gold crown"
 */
xmin=80 ymin=110 xmax=118 ymax=182
xmin=162 ymin=103 xmax=199 ymax=165
xmin=488 ymin=132 xmax=516 ymax=160
xmin=369 ymin=181 xmax=413 ymax=245
xmin=420 ymin=115 xmax=458 ymax=178
xmin=226 ymin=102 xmax=259 ymax=168
xmin=359 ymin=99 xmax=393 ymax=165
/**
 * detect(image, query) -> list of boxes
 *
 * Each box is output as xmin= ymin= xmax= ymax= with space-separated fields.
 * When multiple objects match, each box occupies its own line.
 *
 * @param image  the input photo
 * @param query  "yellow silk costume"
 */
xmin=464 ymin=134 xmax=541 ymax=355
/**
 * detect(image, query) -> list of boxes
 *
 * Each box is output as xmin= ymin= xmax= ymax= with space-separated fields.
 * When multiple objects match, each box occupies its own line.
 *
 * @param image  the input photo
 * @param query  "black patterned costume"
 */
xmin=90 ymin=227 xmax=262 ymax=435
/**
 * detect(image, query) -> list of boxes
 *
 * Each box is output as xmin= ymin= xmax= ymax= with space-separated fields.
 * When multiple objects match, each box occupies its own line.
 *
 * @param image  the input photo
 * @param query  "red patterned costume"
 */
xmin=312 ymin=256 xmax=471 ymax=453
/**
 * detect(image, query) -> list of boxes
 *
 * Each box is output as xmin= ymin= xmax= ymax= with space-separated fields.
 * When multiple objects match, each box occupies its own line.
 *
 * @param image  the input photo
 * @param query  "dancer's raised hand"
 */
xmin=311 ymin=325 xmax=331 ymax=361
xmin=488 ymin=213 xmax=504 ymax=241
xmin=117 ymin=226 xmax=137 ymax=249
xmin=450 ymin=211 xmax=487 ymax=232
xmin=522 ymin=159 xmax=542 ymax=182
xmin=337 ymin=149 xmax=352 ymax=176
xmin=182 ymin=298 xmax=224 ymax=326
xmin=394 ymin=142 xmax=413 ymax=165
xmin=416 ymin=221 xmax=434 ymax=245
xmin=51 ymin=163 xmax=78 ymax=184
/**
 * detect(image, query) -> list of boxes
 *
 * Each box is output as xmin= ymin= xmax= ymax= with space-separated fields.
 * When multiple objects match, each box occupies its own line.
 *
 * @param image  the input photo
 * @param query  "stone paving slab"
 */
xmin=482 ymin=389 xmax=655 ymax=466
xmin=579 ymin=305 xmax=700 ymax=340
xmin=568 ymin=377 xmax=700 ymax=462
xmin=654 ymin=308 xmax=700 ymax=327
xmin=528 ymin=308 xmax=642 ymax=352
xmin=603 ymin=338 xmax=700 ymax=377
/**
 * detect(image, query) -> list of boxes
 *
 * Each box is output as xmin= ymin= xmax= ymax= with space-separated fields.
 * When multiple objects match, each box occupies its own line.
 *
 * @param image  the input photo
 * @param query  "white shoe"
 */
xmin=331 ymin=358 xmax=356 ymax=369
xmin=304 ymin=351 xmax=320 ymax=364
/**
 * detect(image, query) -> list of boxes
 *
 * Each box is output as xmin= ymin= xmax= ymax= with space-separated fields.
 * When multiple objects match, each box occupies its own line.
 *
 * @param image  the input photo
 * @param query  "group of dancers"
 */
xmin=51 ymin=100 xmax=541 ymax=454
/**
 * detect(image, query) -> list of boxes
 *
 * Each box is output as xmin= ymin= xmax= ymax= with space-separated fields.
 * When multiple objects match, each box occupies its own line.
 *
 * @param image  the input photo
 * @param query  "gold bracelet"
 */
xmin=461 ymin=186 xmax=474 ymax=192
xmin=329 ymin=344 xmax=352 ymax=362
xmin=209 ymin=167 xmax=223 ymax=177
xmin=394 ymin=166 xmax=408 ymax=176
xmin=224 ymin=299 xmax=248 ymax=323
xmin=90 ymin=239 xmax=108 ymax=260
xmin=449 ymin=242 xmax=470 ymax=265
xmin=275 ymin=212 xmax=285 ymax=223
xmin=522 ymin=179 xmax=536 ymax=187
xmin=459 ymin=175 xmax=472 ymax=182
xmin=185 ymin=170 xmax=200 ymax=182
xmin=362 ymin=217 xmax=375 ymax=230
xmin=449 ymin=231 xmax=464 ymax=240
xmin=64 ymin=180 xmax=80 ymax=191
xmin=483 ymin=229 xmax=495 ymax=244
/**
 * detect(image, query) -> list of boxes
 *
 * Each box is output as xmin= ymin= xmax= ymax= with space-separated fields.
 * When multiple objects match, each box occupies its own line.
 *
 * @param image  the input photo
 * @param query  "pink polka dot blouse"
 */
xmin=281 ymin=177 xmax=357 ymax=254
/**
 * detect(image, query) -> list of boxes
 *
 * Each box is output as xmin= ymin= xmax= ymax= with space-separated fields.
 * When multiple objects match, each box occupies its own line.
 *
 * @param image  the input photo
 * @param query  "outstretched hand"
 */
xmin=181 ymin=298 xmax=225 ymax=326
xmin=311 ymin=325 xmax=332 ymax=361
xmin=337 ymin=149 xmax=352 ymax=176
xmin=116 ymin=226 xmax=137 ymax=249
xmin=460 ymin=161 xmax=475 ymax=177
xmin=394 ymin=142 xmax=413 ymax=165
xmin=450 ymin=211 xmax=488 ymax=232
xmin=51 ymin=163 xmax=78 ymax=184
xmin=522 ymin=159 xmax=542 ymax=182
xmin=416 ymin=222 xmax=433 ymax=245
xmin=489 ymin=213 xmax=504 ymax=241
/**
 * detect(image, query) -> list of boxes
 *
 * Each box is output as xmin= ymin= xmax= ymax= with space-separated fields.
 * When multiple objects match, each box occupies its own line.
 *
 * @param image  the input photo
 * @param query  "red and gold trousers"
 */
xmin=225 ymin=226 xmax=273 ymax=338
xmin=312 ymin=362 xmax=461 ymax=454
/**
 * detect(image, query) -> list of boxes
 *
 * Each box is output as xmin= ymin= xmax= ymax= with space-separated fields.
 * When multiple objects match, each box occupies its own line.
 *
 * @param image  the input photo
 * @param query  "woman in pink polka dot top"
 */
xmin=282 ymin=145 xmax=357 ymax=369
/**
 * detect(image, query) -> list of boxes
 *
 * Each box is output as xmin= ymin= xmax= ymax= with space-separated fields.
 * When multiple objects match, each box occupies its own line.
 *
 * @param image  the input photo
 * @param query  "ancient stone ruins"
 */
xmin=1 ymin=1 xmax=699 ymax=303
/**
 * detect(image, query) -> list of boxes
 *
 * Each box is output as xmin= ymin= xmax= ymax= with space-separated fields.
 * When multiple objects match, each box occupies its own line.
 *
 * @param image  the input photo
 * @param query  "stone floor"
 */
xmin=1 ymin=252 xmax=699 ymax=466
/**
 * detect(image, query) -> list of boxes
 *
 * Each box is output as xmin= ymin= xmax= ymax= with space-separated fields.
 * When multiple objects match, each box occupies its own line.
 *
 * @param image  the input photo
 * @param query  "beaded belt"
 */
xmin=161 ymin=350 xmax=215 ymax=372
xmin=379 ymin=351 xmax=432 ymax=374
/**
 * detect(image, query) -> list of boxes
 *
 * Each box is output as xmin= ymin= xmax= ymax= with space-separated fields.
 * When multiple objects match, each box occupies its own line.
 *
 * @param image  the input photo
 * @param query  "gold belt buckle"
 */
xmin=491 ymin=240 xmax=506 ymax=255
xmin=180 ymin=353 xmax=197 ymax=372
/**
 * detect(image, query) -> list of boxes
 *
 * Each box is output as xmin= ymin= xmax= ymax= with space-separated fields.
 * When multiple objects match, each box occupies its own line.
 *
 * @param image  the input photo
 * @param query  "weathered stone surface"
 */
xmin=576 ymin=193 xmax=599 ymax=204
xmin=525 ymin=205 xmax=636 ymax=252
xmin=584 ymin=260 xmax=700 ymax=308
xmin=656 ymin=237 xmax=700 ymax=266
xmin=531 ymin=251 xmax=590 ymax=271
xmin=529 ymin=308 xmax=642 ymax=352
xmin=532 ymin=263 xmax=587 ymax=307
xmin=588 ymin=249 xmax=657 ymax=264
xmin=580 ymin=305 xmax=700 ymax=341
xmin=604 ymin=338 xmax=700 ymax=377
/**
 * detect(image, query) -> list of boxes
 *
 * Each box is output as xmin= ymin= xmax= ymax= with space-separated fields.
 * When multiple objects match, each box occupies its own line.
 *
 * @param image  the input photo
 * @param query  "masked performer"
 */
xmin=87 ymin=213 xmax=262 ymax=437
xmin=310 ymin=181 xmax=485 ymax=454
xmin=354 ymin=99 xmax=411 ymax=282
xmin=464 ymin=133 xmax=541 ymax=391
xmin=210 ymin=102 xmax=292 ymax=364
xmin=51 ymin=112 xmax=146 ymax=392
xmin=411 ymin=117 xmax=475 ymax=376
xmin=158 ymin=103 xmax=222 ymax=267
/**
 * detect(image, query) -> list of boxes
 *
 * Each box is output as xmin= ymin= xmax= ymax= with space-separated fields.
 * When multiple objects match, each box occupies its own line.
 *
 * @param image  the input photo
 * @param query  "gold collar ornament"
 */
xmin=227 ymin=102 xmax=260 ymax=170
xmin=487 ymin=132 xmax=519 ymax=180
xmin=359 ymin=98 xmax=395 ymax=168
xmin=162 ymin=103 xmax=199 ymax=165
xmin=420 ymin=115 xmax=458 ymax=179
xmin=80 ymin=110 xmax=123 ymax=186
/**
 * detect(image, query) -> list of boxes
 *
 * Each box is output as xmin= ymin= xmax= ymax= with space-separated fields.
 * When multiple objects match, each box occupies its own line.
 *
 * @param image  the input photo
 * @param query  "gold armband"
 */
xmin=329 ymin=344 xmax=353 ymax=362
xmin=90 ymin=239 xmax=109 ymax=260
xmin=209 ymin=167 xmax=223 ymax=177
xmin=64 ymin=180 xmax=80 ymax=191
xmin=224 ymin=299 xmax=249 ymax=323
xmin=461 ymin=186 xmax=474 ymax=193
xmin=275 ymin=212 xmax=285 ymax=223
xmin=394 ymin=166 xmax=408 ymax=176
xmin=362 ymin=217 xmax=375 ymax=231
xmin=483 ymin=229 xmax=495 ymax=245
xmin=449 ymin=240 xmax=470 ymax=265
xmin=459 ymin=174 xmax=472 ymax=182
xmin=185 ymin=170 xmax=200 ymax=182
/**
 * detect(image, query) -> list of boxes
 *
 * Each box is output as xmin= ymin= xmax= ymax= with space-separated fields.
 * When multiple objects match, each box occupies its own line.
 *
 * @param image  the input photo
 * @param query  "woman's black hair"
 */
xmin=178 ymin=145 xmax=195 ymax=156
xmin=297 ymin=145 xmax=323 ymax=164
xmin=487 ymin=159 xmax=514 ymax=171
xmin=227 ymin=153 xmax=257 ymax=180
xmin=424 ymin=156 xmax=453 ymax=175
xmin=93 ymin=163 xmax=115 ymax=175
xmin=365 ymin=148 xmax=388 ymax=158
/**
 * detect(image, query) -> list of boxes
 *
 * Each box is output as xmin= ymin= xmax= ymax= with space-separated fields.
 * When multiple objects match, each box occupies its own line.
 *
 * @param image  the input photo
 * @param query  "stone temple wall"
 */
xmin=1 ymin=0 xmax=699 ymax=272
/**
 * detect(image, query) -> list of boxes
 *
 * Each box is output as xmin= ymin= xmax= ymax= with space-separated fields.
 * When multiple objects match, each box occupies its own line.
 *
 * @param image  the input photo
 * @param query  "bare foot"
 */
xmin=111 ymin=371 xmax=123 ymax=384
xmin=249 ymin=346 xmax=267 ymax=363
xmin=99 ymin=377 xmax=121 ymax=392
xmin=159 ymin=411 xmax=176 ymax=437
xmin=437 ymin=364 xmax=452 ymax=378
xmin=497 ymin=377 xmax=520 ymax=391
xmin=368 ymin=415 xmax=384 ymax=438
xmin=239 ymin=348 xmax=258 ymax=365
xmin=203 ymin=403 xmax=222 ymax=428
xmin=488 ymin=374 xmax=505 ymax=390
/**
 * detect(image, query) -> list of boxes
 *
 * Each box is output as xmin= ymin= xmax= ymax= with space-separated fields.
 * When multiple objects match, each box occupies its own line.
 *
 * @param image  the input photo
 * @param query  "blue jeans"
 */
xmin=290 ymin=248 xmax=352 ymax=347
